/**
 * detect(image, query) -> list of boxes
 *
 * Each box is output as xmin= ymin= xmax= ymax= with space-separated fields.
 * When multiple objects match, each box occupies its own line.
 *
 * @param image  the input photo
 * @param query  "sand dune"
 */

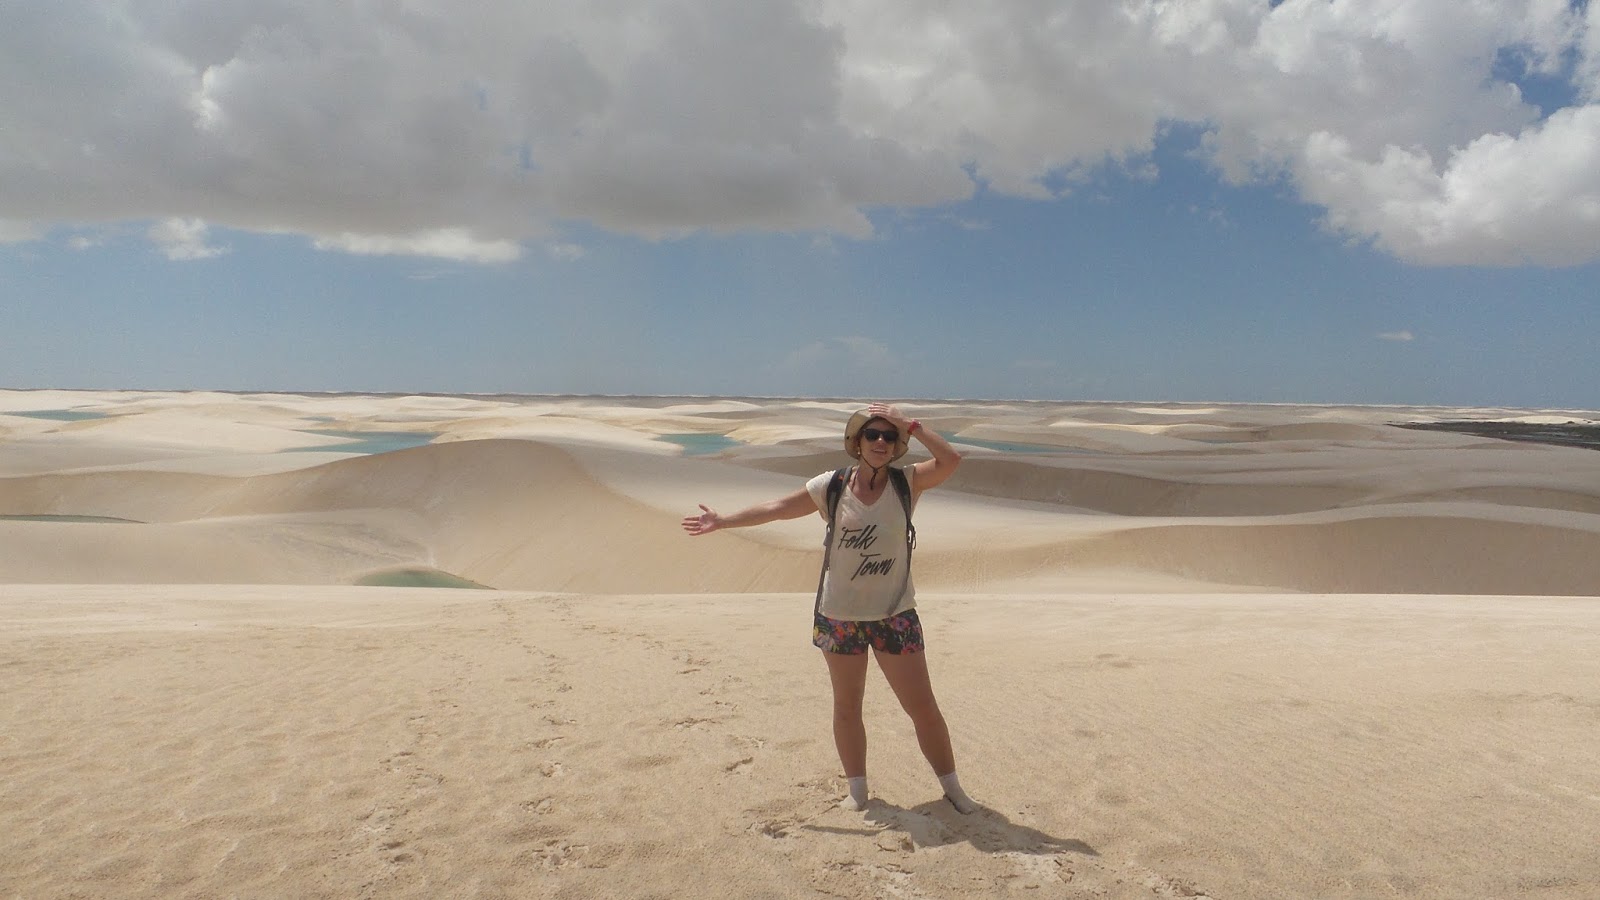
xmin=3 ymin=390 xmax=1599 ymax=898
xmin=5 ymin=393 xmax=1600 ymax=595
xmin=7 ymin=432 xmax=1599 ymax=594
xmin=1058 ymin=507 xmax=1600 ymax=596
xmin=0 ymin=440 xmax=821 ymax=592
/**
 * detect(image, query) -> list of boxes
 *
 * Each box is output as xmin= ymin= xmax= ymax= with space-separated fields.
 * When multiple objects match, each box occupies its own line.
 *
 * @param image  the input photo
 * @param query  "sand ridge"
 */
xmin=3 ymin=390 xmax=1600 ymax=898
xmin=4 ymin=390 xmax=1599 ymax=594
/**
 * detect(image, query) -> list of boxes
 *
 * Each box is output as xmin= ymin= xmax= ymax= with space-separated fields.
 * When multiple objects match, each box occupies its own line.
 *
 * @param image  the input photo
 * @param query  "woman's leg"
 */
xmin=873 ymin=648 xmax=954 ymax=774
xmin=822 ymin=650 xmax=871 ymax=777
xmin=875 ymin=648 xmax=979 ymax=812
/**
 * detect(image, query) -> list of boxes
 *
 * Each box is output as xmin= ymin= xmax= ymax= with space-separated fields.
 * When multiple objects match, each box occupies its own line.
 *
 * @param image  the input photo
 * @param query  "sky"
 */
xmin=2 ymin=0 xmax=1598 ymax=409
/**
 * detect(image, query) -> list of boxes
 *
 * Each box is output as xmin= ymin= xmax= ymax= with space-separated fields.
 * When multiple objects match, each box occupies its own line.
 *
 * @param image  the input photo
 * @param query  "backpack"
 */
xmin=814 ymin=466 xmax=916 ymax=617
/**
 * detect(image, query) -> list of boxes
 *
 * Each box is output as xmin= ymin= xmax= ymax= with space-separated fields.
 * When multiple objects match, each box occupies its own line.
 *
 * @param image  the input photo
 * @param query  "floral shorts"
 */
xmin=813 ymin=609 xmax=925 ymax=655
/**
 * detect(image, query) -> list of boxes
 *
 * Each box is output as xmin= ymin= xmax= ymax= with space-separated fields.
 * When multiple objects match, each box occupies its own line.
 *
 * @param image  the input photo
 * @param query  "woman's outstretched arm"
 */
xmin=682 ymin=487 xmax=819 ymax=536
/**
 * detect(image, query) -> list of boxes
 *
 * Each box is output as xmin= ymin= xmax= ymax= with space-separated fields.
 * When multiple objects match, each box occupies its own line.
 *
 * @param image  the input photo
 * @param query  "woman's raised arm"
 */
xmin=866 ymin=402 xmax=962 ymax=494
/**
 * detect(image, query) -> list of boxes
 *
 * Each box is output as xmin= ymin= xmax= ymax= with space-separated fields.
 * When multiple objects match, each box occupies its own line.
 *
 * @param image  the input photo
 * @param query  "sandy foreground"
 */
xmin=3 ymin=390 xmax=1599 ymax=899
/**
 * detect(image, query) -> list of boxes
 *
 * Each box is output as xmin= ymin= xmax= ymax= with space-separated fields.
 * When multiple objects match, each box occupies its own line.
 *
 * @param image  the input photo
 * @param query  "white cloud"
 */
xmin=0 ymin=220 xmax=43 ymax=243
xmin=782 ymin=335 xmax=897 ymax=370
xmin=1584 ymin=2 xmax=1600 ymax=100
xmin=148 ymin=218 xmax=228 ymax=260
xmin=774 ymin=336 xmax=905 ymax=394
xmin=1302 ymin=107 xmax=1600 ymax=265
xmin=311 ymin=229 xmax=521 ymax=263
xmin=1 ymin=0 xmax=1596 ymax=266
xmin=943 ymin=215 xmax=992 ymax=231
xmin=1376 ymin=330 xmax=1416 ymax=342
xmin=546 ymin=242 xmax=586 ymax=261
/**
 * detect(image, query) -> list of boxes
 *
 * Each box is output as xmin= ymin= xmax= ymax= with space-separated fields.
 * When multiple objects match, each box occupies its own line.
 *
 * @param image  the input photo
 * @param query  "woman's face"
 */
xmin=856 ymin=417 xmax=898 ymax=466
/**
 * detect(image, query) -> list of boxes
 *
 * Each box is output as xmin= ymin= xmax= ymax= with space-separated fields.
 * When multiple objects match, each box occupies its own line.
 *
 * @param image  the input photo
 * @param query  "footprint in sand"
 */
xmin=619 ymin=753 xmax=676 ymax=771
xmin=748 ymin=820 xmax=792 ymax=839
xmin=721 ymin=735 xmax=764 ymax=773
xmin=1137 ymin=866 xmax=1217 ymax=899
xmin=671 ymin=716 xmax=720 ymax=731
xmin=529 ymin=839 xmax=591 ymax=870
xmin=813 ymin=861 xmax=915 ymax=895
xmin=379 ymin=840 xmax=413 ymax=864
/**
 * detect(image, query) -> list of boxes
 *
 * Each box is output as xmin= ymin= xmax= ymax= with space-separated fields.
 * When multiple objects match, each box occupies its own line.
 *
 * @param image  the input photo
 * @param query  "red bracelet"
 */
xmin=908 ymin=419 xmax=922 ymax=435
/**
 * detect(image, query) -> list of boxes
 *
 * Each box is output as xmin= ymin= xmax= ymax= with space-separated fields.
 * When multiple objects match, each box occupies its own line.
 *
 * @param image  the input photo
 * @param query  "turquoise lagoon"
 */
xmin=9 ymin=409 xmax=110 ymax=422
xmin=658 ymin=433 xmax=741 ymax=455
xmin=0 ymin=514 xmax=140 ymax=523
xmin=288 ymin=430 xmax=438 ymax=455
xmin=950 ymin=436 xmax=1097 ymax=454
xmin=355 ymin=567 xmax=490 ymax=589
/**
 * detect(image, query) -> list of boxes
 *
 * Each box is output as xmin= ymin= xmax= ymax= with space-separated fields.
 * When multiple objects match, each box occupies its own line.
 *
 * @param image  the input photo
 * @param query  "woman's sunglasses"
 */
xmin=860 ymin=427 xmax=899 ymax=444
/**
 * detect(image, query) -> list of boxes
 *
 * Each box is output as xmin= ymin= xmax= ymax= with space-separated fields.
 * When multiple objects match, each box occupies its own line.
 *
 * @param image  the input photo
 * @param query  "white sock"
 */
xmin=938 ymin=771 xmax=979 ymax=814
xmin=842 ymin=776 xmax=869 ymax=811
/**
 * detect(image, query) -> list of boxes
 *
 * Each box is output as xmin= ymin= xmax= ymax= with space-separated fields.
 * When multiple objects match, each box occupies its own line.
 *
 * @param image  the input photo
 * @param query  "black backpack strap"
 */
xmin=884 ymin=467 xmax=917 ymax=616
xmin=825 ymin=466 xmax=849 ymax=526
xmin=815 ymin=467 xmax=850 ymax=616
xmin=888 ymin=467 xmax=916 ymax=551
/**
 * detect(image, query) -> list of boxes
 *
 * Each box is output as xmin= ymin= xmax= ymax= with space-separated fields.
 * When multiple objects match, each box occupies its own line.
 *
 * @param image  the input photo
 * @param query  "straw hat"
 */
xmin=844 ymin=409 xmax=909 ymax=462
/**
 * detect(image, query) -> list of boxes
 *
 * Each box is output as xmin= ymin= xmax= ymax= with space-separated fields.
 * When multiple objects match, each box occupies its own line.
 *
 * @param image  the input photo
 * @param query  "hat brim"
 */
xmin=844 ymin=409 xmax=909 ymax=462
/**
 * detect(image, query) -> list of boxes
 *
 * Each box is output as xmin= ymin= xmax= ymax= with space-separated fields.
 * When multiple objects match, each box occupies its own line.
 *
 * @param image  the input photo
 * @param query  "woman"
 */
xmin=681 ymin=403 xmax=977 ymax=814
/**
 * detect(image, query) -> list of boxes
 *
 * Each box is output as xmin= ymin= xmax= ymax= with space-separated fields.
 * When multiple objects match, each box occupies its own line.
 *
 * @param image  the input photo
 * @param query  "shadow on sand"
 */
xmin=802 ymin=798 xmax=1096 ymax=858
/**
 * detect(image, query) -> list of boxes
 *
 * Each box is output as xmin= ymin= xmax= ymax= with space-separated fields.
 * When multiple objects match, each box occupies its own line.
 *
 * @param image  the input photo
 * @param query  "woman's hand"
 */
xmin=681 ymin=504 xmax=723 ymax=536
xmin=866 ymin=402 xmax=910 ymax=432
